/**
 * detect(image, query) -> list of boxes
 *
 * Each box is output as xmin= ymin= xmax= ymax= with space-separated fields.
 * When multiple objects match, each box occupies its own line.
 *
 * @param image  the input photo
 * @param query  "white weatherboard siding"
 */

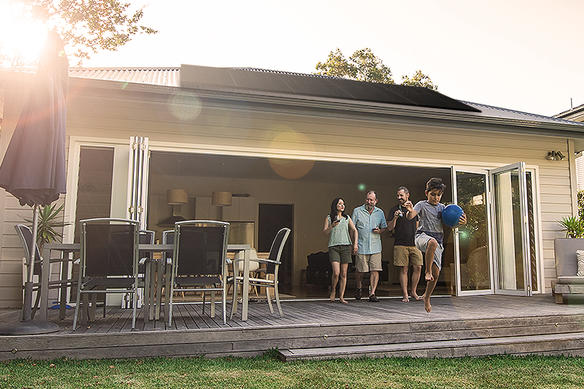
xmin=0 ymin=83 xmax=575 ymax=307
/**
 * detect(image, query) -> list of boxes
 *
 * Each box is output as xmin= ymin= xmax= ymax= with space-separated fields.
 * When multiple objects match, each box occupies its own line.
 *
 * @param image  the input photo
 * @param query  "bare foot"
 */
xmin=401 ymin=296 xmax=409 ymax=303
xmin=424 ymin=295 xmax=432 ymax=313
xmin=329 ymin=291 xmax=336 ymax=302
xmin=411 ymin=293 xmax=423 ymax=301
xmin=339 ymin=298 xmax=348 ymax=304
xmin=425 ymin=272 xmax=434 ymax=281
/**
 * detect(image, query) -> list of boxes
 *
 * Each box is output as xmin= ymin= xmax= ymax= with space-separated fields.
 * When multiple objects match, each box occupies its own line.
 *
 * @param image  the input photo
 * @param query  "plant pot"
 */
xmin=554 ymin=238 xmax=584 ymax=277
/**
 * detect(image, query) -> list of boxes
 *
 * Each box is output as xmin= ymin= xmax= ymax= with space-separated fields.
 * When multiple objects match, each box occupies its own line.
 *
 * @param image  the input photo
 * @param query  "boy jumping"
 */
xmin=404 ymin=178 xmax=466 ymax=313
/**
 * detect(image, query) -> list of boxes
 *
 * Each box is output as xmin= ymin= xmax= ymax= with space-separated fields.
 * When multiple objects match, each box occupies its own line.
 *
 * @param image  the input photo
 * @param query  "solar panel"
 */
xmin=180 ymin=65 xmax=480 ymax=112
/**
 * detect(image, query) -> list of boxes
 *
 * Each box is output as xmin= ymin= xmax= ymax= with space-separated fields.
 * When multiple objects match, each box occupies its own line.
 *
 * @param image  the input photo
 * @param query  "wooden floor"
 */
xmin=2 ymin=294 xmax=584 ymax=360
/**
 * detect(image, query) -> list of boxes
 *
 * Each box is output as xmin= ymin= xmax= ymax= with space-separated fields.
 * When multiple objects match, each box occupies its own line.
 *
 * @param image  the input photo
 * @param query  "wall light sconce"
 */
xmin=546 ymin=151 xmax=566 ymax=161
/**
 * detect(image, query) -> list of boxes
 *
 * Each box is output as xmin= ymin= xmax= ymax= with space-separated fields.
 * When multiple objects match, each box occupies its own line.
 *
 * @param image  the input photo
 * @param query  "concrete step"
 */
xmin=278 ymin=332 xmax=584 ymax=361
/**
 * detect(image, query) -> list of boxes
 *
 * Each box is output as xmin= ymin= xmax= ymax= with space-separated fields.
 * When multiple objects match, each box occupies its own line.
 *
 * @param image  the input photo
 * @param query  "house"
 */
xmin=1 ymin=64 xmax=584 ymax=309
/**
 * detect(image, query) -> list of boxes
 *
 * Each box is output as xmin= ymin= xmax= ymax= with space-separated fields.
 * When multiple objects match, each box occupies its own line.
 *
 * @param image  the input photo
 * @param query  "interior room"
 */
xmin=146 ymin=151 xmax=460 ymax=299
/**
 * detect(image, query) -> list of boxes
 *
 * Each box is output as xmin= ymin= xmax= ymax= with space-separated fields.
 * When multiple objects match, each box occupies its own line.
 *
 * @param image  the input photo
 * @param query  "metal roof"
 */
xmin=69 ymin=66 xmax=180 ymax=87
xmin=52 ymin=65 xmax=584 ymax=128
xmin=179 ymin=65 xmax=479 ymax=112
xmin=554 ymin=103 xmax=584 ymax=121
xmin=462 ymin=101 xmax=584 ymax=127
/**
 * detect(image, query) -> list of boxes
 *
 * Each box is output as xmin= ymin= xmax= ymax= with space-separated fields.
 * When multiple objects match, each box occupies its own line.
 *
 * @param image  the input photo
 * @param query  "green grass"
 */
xmin=2 ymin=353 xmax=584 ymax=388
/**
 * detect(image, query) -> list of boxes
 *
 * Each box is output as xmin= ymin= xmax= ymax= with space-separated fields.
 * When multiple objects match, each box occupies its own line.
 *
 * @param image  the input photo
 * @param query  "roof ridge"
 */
xmin=69 ymin=66 xmax=180 ymax=71
xmin=235 ymin=67 xmax=347 ymax=81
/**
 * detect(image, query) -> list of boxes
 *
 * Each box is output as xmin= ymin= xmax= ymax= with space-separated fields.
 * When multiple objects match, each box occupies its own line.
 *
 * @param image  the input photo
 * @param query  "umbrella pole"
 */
xmin=22 ymin=205 xmax=39 ymax=321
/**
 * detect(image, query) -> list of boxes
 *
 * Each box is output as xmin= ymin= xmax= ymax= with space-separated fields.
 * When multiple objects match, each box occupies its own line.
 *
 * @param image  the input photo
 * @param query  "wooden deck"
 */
xmin=2 ymin=295 xmax=584 ymax=360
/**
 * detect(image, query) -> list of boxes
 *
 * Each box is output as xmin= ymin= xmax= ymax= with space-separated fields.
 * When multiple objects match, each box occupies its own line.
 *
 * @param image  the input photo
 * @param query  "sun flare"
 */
xmin=0 ymin=1 xmax=49 ymax=67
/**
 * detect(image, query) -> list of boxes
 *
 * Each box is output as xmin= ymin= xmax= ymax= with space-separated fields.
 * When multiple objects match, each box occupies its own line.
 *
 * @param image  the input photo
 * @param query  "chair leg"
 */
xmin=266 ymin=285 xmax=274 ymax=314
xmin=222 ymin=283 xmax=227 ymax=325
xmin=82 ymin=293 xmax=90 ymax=325
xmin=210 ymin=290 xmax=215 ymax=318
xmin=202 ymin=292 xmax=206 ymax=315
xmin=88 ymin=294 xmax=97 ymax=322
xmin=131 ymin=288 xmax=137 ymax=330
xmin=164 ymin=264 xmax=171 ymax=321
xmin=230 ymin=276 xmax=239 ymax=320
xmin=73 ymin=288 xmax=82 ymax=331
xmin=274 ymin=281 xmax=283 ymax=317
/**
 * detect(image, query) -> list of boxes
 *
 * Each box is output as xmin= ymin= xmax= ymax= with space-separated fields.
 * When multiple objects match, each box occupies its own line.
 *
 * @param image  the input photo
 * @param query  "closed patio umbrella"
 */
xmin=0 ymin=31 xmax=68 ymax=334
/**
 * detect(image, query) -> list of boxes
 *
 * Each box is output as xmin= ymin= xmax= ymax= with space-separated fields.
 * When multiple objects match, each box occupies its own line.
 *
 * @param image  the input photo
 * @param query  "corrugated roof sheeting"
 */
xmin=69 ymin=67 xmax=180 ymax=87
xmin=61 ymin=66 xmax=584 ymax=128
xmin=462 ymin=101 xmax=584 ymax=127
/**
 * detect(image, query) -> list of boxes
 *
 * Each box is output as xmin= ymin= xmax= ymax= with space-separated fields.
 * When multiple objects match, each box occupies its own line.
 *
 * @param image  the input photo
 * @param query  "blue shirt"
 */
xmin=351 ymin=205 xmax=387 ymax=255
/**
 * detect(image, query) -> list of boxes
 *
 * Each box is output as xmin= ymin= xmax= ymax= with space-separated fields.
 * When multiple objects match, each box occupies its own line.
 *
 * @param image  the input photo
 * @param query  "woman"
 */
xmin=323 ymin=197 xmax=358 ymax=303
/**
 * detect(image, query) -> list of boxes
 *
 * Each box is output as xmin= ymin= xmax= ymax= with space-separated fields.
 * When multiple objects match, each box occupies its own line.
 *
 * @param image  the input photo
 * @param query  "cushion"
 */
xmin=577 ymin=250 xmax=584 ymax=276
xmin=235 ymin=249 xmax=260 ymax=272
xmin=557 ymin=276 xmax=584 ymax=284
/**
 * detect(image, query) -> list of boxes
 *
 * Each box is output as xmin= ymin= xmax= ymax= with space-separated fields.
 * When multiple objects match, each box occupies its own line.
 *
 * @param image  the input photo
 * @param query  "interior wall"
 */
xmin=147 ymin=152 xmax=450 ymax=287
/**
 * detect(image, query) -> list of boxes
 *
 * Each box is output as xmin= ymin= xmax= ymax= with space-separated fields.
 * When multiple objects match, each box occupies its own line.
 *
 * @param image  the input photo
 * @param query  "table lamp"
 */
xmin=166 ymin=188 xmax=188 ymax=224
xmin=212 ymin=191 xmax=232 ymax=220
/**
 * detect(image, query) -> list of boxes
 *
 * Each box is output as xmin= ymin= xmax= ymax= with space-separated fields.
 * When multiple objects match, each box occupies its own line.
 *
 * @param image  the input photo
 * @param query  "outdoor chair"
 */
xmin=167 ymin=220 xmax=230 ymax=325
xmin=137 ymin=229 xmax=155 ymax=310
xmin=73 ymin=218 xmax=140 ymax=330
xmin=15 ymin=224 xmax=77 ymax=320
xmin=231 ymin=227 xmax=290 ymax=318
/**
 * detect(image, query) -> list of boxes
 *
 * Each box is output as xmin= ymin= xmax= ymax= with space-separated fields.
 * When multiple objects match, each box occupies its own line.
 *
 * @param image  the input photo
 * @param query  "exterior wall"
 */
xmin=0 ymin=82 xmax=576 ymax=307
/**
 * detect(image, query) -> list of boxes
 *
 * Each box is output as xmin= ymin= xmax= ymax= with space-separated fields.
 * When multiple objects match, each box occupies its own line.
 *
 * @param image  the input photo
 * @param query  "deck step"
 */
xmin=278 ymin=332 xmax=584 ymax=361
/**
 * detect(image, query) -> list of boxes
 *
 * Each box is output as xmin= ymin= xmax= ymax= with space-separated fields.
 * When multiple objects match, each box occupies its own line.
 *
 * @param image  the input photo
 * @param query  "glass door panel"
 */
xmin=490 ymin=162 xmax=532 ymax=295
xmin=454 ymin=170 xmax=492 ymax=294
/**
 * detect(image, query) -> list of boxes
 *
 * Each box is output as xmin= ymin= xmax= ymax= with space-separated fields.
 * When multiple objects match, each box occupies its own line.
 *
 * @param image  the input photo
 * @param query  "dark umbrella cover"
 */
xmin=0 ymin=31 xmax=68 ymax=206
xmin=0 ymin=32 xmax=68 ymax=333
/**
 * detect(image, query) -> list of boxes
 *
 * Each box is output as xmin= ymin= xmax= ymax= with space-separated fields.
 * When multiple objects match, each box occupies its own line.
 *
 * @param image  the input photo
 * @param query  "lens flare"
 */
xmin=267 ymin=128 xmax=315 ymax=179
xmin=168 ymin=92 xmax=202 ymax=121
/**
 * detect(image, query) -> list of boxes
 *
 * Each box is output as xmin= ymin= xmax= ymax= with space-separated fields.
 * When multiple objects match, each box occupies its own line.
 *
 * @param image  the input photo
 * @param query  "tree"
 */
xmin=8 ymin=1 xmax=157 ymax=61
xmin=316 ymin=48 xmax=393 ymax=84
xmin=402 ymin=70 xmax=438 ymax=90
xmin=315 ymin=48 xmax=437 ymax=89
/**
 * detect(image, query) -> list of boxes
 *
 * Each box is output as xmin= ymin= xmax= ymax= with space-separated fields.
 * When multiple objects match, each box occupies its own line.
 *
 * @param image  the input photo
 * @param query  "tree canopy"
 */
xmin=5 ymin=1 xmax=157 ymax=63
xmin=315 ymin=48 xmax=438 ymax=90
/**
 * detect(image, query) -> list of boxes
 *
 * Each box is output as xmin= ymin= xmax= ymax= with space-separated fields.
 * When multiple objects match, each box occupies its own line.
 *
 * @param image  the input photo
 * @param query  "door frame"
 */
xmin=451 ymin=166 xmax=495 ymax=296
xmin=489 ymin=162 xmax=533 ymax=296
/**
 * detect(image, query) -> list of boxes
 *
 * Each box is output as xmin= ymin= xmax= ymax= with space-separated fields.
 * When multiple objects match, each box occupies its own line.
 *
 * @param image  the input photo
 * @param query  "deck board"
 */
xmin=3 ymin=295 xmax=584 ymax=360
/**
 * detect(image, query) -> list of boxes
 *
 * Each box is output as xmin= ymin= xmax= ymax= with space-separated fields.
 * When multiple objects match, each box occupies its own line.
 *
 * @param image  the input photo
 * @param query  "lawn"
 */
xmin=1 ymin=352 xmax=584 ymax=388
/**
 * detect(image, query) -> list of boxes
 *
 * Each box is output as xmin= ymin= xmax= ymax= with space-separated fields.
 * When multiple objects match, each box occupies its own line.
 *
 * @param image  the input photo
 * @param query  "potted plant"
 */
xmin=554 ymin=215 xmax=584 ymax=279
xmin=24 ymin=203 xmax=68 ymax=250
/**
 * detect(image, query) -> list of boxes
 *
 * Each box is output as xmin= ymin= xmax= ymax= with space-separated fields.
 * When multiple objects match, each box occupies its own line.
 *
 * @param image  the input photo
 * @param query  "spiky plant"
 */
xmin=24 ymin=203 xmax=68 ymax=249
xmin=559 ymin=216 xmax=584 ymax=239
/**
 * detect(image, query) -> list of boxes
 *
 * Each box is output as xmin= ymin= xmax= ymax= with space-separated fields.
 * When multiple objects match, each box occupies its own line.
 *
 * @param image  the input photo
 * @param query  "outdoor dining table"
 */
xmin=39 ymin=243 xmax=254 ymax=322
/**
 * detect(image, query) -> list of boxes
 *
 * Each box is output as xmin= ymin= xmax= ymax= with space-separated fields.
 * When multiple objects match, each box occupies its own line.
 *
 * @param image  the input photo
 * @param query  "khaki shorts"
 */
xmin=329 ymin=245 xmax=352 ymax=264
xmin=393 ymin=245 xmax=423 ymax=267
xmin=356 ymin=253 xmax=382 ymax=272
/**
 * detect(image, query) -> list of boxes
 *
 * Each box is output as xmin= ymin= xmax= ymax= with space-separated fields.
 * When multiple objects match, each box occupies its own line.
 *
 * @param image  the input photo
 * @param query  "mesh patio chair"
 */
xmin=15 ymin=224 xmax=77 ymax=320
xmin=73 ymin=218 xmax=140 ymax=330
xmin=137 ymin=229 xmax=155 ymax=310
xmin=231 ymin=227 xmax=290 ymax=318
xmin=167 ymin=220 xmax=229 ymax=325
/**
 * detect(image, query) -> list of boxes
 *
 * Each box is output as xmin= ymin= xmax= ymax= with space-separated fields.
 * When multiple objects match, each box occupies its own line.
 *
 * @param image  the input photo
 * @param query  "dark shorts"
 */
xmin=329 ymin=245 xmax=352 ymax=264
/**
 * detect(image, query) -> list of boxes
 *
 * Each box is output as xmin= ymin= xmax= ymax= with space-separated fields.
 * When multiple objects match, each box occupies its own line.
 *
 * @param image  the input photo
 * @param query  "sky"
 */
xmin=5 ymin=0 xmax=584 ymax=117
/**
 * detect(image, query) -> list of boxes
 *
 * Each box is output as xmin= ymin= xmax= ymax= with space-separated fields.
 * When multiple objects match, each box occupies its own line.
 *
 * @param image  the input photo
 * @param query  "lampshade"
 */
xmin=212 ymin=191 xmax=232 ymax=206
xmin=167 ymin=189 xmax=188 ymax=205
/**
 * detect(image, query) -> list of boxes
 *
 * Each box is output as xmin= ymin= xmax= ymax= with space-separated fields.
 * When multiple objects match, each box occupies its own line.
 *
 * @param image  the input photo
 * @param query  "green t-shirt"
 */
xmin=327 ymin=215 xmax=352 ymax=247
